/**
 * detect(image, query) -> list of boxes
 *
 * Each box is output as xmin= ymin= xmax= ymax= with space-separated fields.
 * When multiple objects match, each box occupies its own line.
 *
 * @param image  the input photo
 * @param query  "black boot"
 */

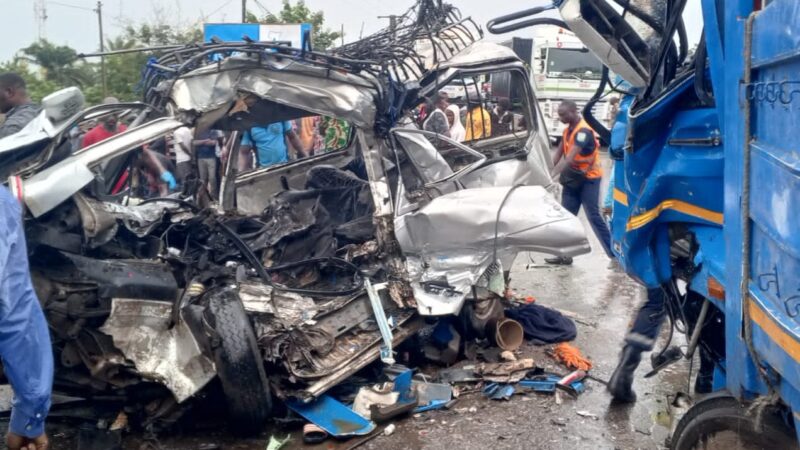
xmin=545 ymin=256 xmax=573 ymax=265
xmin=608 ymin=345 xmax=642 ymax=403
xmin=694 ymin=348 xmax=715 ymax=394
xmin=694 ymin=372 xmax=713 ymax=394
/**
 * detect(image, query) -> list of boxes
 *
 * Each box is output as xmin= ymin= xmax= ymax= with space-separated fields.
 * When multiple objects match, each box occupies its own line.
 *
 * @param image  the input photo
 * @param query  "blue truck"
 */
xmin=490 ymin=0 xmax=800 ymax=447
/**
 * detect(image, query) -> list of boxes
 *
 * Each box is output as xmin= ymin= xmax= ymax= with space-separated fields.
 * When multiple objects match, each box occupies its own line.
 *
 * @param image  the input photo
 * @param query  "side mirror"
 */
xmin=42 ymin=87 xmax=85 ymax=124
xmin=558 ymin=0 xmax=661 ymax=88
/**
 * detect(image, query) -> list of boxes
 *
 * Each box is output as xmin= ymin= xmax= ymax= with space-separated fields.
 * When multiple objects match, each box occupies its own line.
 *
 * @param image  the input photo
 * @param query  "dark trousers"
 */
xmin=625 ymin=287 xmax=667 ymax=351
xmin=561 ymin=178 xmax=613 ymax=257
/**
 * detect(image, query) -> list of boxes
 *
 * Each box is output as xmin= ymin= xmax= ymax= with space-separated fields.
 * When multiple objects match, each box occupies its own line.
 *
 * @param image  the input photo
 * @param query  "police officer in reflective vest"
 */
xmin=547 ymin=100 xmax=613 ymax=265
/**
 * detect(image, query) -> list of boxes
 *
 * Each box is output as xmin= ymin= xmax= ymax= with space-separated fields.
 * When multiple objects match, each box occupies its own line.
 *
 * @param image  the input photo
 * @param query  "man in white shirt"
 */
xmin=173 ymin=126 xmax=193 ymax=186
xmin=423 ymin=91 xmax=450 ymax=138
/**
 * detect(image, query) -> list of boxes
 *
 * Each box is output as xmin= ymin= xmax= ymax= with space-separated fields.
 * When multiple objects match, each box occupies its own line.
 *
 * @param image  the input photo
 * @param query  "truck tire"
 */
xmin=206 ymin=288 xmax=272 ymax=436
xmin=670 ymin=395 xmax=797 ymax=450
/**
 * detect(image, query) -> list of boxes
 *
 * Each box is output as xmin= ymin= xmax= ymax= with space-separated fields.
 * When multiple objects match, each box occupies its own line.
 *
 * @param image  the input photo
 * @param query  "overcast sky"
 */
xmin=1 ymin=0 xmax=703 ymax=63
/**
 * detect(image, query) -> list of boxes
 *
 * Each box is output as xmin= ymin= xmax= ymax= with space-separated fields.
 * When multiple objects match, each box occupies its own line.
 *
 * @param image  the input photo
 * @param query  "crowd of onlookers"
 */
xmin=60 ymin=90 xmax=520 ymax=201
xmin=417 ymin=90 xmax=523 ymax=143
xmin=3 ymin=76 xmax=520 ymax=204
xmin=64 ymin=102 xmax=353 ymax=201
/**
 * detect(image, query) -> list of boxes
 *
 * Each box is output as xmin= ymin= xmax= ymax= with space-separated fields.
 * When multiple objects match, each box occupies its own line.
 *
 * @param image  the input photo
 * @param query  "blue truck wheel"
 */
xmin=670 ymin=395 xmax=796 ymax=450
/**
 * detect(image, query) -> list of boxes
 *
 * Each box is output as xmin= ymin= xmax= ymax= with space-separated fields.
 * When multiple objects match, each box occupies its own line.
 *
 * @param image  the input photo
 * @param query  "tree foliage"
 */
xmin=0 ymin=41 xmax=102 ymax=104
xmin=248 ymin=0 xmax=342 ymax=50
xmin=21 ymin=40 xmax=95 ymax=87
xmin=0 ymin=59 xmax=61 ymax=103
xmin=122 ymin=23 xmax=204 ymax=47
xmin=1 ymin=1 xmax=340 ymax=106
xmin=102 ymin=24 xmax=204 ymax=101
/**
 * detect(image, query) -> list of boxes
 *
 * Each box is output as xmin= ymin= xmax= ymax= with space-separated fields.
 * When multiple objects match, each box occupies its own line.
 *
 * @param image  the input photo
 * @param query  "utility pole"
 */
xmin=34 ymin=0 xmax=47 ymax=40
xmin=377 ymin=15 xmax=398 ymax=38
xmin=242 ymin=0 xmax=247 ymax=22
xmin=95 ymin=1 xmax=107 ymax=97
xmin=341 ymin=24 xmax=344 ymax=46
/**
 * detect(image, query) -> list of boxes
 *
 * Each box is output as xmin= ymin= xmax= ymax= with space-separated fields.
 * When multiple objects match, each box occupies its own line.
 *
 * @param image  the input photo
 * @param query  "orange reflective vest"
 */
xmin=562 ymin=119 xmax=602 ymax=179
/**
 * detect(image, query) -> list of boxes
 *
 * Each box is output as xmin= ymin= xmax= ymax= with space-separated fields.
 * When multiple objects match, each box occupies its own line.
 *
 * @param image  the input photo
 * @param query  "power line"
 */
xmin=205 ymin=0 xmax=236 ymax=20
xmin=251 ymin=0 xmax=270 ymax=15
xmin=48 ymin=0 xmax=94 ymax=11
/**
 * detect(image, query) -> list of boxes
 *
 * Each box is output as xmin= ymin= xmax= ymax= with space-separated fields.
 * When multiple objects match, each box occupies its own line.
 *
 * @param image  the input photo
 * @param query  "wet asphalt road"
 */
xmin=337 ymin=181 xmax=693 ymax=450
xmin=2 ymin=158 xmax=695 ymax=449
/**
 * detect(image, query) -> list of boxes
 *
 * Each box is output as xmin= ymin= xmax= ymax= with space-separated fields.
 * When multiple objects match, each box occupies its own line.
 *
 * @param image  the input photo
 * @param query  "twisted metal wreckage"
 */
xmin=1 ymin=0 xmax=591 ymax=435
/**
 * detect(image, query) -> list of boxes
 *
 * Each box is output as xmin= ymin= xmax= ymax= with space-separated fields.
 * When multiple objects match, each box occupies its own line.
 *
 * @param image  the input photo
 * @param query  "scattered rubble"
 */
xmin=0 ymin=0 xmax=602 ymax=446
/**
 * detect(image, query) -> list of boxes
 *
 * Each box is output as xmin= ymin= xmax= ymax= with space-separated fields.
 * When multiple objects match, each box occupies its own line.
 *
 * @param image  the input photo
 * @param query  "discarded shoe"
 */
xmin=303 ymin=424 xmax=328 ymax=445
xmin=545 ymin=256 xmax=574 ymax=265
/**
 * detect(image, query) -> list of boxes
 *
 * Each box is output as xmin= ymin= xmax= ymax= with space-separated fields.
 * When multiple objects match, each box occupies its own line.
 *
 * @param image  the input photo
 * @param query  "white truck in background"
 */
xmin=494 ymin=28 xmax=611 ymax=144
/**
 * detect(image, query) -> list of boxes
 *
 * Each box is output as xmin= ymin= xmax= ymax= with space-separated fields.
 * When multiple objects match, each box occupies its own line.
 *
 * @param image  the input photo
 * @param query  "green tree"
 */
xmin=1 ymin=41 xmax=98 ymax=103
xmin=102 ymin=36 xmax=147 ymax=102
xmin=20 ymin=40 xmax=96 ymax=88
xmin=247 ymin=0 xmax=342 ymax=50
xmin=122 ymin=23 xmax=203 ymax=47
xmin=101 ymin=24 xmax=203 ymax=102
xmin=0 ymin=59 xmax=60 ymax=103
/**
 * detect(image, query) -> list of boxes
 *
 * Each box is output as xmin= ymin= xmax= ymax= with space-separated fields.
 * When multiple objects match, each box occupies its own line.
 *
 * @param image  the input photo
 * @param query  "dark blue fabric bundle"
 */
xmin=505 ymin=303 xmax=577 ymax=344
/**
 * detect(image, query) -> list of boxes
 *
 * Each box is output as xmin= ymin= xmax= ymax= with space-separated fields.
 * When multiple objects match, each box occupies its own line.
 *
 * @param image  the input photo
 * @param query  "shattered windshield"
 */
xmin=546 ymin=48 xmax=604 ymax=80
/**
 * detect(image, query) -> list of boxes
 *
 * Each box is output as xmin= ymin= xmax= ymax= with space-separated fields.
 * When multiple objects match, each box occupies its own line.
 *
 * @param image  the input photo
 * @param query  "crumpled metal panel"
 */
xmin=437 ymin=42 xmax=521 ymax=70
xmin=21 ymin=118 xmax=184 ymax=218
xmin=238 ymin=281 xmax=317 ymax=325
xmin=460 ymin=132 xmax=554 ymax=190
xmin=395 ymin=186 xmax=590 ymax=315
xmin=73 ymin=194 xmax=190 ymax=243
xmin=100 ymin=299 xmax=216 ymax=403
xmin=73 ymin=193 xmax=119 ymax=247
xmin=0 ymin=111 xmax=60 ymax=155
xmin=393 ymin=131 xmax=454 ymax=183
xmin=169 ymin=57 xmax=377 ymax=129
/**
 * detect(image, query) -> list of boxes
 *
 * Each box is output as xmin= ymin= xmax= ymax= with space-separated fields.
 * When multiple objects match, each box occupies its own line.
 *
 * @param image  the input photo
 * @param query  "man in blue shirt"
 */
xmin=240 ymin=121 xmax=306 ymax=169
xmin=0 ymin=187 xmax=53 ymax=450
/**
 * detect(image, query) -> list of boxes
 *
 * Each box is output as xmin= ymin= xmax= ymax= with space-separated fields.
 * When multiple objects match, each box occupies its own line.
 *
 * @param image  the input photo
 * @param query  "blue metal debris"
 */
xmin=365 ymin=279 xmax=396 ymax=365
xmin=482 ymin=383 xmax=516 ymax=400
xmin=518 ymin=378 xmax=558 ymax=393
xmin=413 ymin=399 xmax=451 ymax=413
xmin=484 ymin=373 xmax=587 ymax=399
xmin=286 ymin=395 xmax=376 ymax=437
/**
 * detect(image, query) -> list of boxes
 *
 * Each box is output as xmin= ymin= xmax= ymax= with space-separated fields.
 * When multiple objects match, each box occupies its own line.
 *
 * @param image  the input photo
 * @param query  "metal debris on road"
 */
xmin=477 ymin=358 xmax=536 ymax=383
xmin=482 ymin=383 xmax=517 ymax=400
xmin=576 ymin=410 xmax=599 ymax=420
xmin=286 ymin=395 xmax=375 ymax=437
xmin=265 ymin=434 xmax=291 ymax=450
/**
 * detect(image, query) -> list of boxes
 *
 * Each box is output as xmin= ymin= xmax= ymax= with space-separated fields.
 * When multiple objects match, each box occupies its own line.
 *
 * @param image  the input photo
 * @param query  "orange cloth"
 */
xmin=552 ymin=342 xmax=593 ymax=371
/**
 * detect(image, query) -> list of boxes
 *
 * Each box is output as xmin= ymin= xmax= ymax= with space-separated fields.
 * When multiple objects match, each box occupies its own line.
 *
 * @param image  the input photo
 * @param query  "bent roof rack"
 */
xmin=79 ymin=1 xmax=482 ymax=134
xmin=332 ymin=0 xmax=482 ymax=82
